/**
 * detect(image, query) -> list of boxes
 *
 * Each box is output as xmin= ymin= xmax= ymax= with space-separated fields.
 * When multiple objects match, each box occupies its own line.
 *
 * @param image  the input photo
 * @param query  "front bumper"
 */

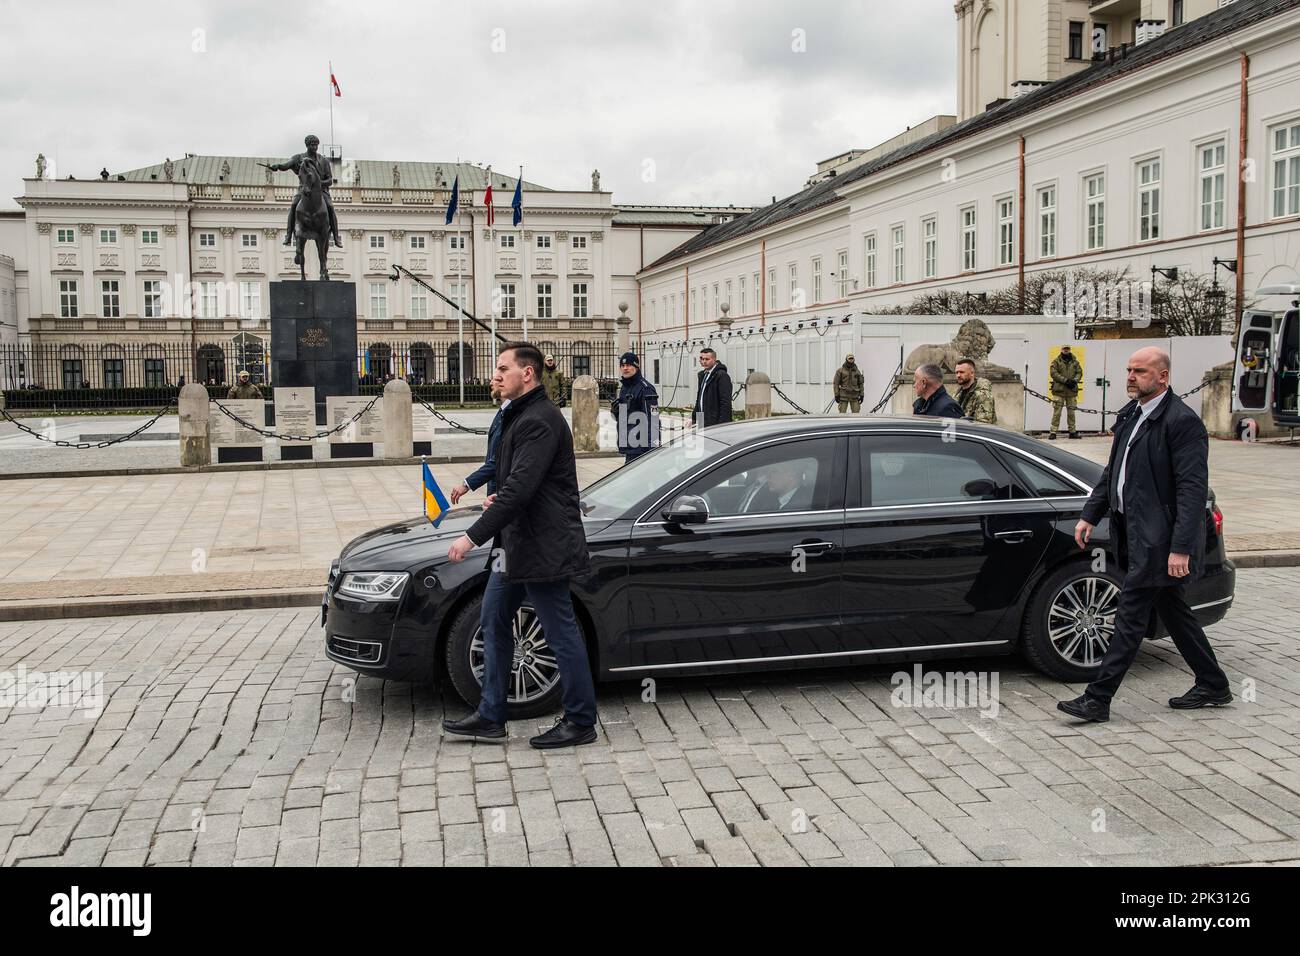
xmin=321 ymin=563 xmax=449 ymax=682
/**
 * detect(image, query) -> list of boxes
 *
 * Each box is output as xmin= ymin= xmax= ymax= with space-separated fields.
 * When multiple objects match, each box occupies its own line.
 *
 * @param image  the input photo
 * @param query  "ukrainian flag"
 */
xmin=422 ymin=461 xmax=451 ymax=526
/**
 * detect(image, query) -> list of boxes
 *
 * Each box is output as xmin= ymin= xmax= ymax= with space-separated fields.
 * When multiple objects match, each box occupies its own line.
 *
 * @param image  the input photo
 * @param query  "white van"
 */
xmin=1233 ymin=283 xmax=1300 ymax=428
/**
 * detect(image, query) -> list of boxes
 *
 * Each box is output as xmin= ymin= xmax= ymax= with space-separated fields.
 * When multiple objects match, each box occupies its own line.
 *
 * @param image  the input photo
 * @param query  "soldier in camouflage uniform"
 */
xmin=832 ymin=354 xmax=864 ymax=413
xmin=540 ymin=354 xmax=566 ymax=406
xmin=227 ymin=370 xmax=262 ymax=400
xmin=954 ymin=359 xmax=996 ymax=424
xmin=1049 ymin=345 xmax=1083 ymax=439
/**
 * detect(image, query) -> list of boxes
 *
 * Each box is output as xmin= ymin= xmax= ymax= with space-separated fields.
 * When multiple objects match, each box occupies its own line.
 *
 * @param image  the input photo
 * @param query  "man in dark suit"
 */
xmin=1059 ymin=347 xmax=1231 ymax=723
xmin=443 ymin=343 xmax=598 ymax=749
xmin=689 ymin=348 xmax=732 ymax=428
xmin=450 ymin=383 xmax=506 ymax=503
xmin=911 ymin=364 xmax=965 ymax=418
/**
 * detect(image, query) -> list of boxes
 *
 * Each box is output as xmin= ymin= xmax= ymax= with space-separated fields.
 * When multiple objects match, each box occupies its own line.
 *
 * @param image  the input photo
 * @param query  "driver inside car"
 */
xmin=739 ymin=462 xmax=808 ymax=514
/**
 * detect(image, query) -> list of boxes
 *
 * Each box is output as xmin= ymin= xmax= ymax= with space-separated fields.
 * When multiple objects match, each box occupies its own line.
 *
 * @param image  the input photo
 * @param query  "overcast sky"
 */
xmin=0 ymin=0 xmax=955 ymax=209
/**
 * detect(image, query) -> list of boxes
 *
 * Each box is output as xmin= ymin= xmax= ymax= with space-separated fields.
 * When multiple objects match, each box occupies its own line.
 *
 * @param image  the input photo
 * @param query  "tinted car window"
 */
xmin=1002 ymin=453 xmax=1083 ymax=498
xmin=685 ymin=437 xmax=838 ymax=516
xmin=580 ymin=434 xmax=727 ymax=519
xmin=862 ymin=436 xmax=1014 ymax=507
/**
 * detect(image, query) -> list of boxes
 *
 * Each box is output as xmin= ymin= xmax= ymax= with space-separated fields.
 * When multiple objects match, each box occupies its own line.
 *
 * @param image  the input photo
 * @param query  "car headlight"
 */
xmin=337 ymin=571 xmax=409 ymax=601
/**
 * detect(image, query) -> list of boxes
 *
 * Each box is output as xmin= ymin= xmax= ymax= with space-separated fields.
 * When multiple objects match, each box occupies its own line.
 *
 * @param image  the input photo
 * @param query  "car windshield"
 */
xmin=579 ymin=434 xmax=727 ymax=520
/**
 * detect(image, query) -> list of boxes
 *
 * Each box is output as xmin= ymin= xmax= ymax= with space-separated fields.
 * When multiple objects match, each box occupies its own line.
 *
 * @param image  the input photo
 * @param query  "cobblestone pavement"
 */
xmin=1 ymin=568 xmax=1297 ymax=867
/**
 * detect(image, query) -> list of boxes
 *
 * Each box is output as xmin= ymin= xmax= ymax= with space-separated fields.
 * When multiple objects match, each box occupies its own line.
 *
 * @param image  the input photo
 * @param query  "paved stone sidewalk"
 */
xmin=1 ymin=430 xmax=1297 ymax=608
xmin=1 ymin=568 xmax=1297 ymax=867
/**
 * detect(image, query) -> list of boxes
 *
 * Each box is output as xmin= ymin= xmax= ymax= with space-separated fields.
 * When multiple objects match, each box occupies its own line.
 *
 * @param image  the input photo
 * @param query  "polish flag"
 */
xmin=330 ymin=72 xmax=342 ymax=97
xmin=483 ymin=178 xmax=495 ymax=227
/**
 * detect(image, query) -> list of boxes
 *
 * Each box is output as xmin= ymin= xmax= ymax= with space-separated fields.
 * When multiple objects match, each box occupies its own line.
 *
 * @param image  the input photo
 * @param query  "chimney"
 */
xmin=1010 ymin=79 xmax=1049 ymax=99
xmin=1135 ymin=19 xmax=1166 ymax=46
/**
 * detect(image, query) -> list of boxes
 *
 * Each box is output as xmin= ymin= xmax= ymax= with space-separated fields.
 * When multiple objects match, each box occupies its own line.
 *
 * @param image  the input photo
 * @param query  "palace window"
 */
xmin=101 ymin=279 xmax=120 ymax=318
xmin=241 ymin=233 xmax=258 ymax=248
xmin=1271 ymin=121 xmax=1300 ymax=219
xmin=922 ymin=218 xmax=937 ymax=278
xmin=140 ymin=229 xmax=159 ymax=245
xmin=961 ymin=206 xmax=977 ymax=271
xmin=864 ymin=234 xmax=877 ymax=287
xmin=1199 ymin=141 xmax=1227 ymax=231
xmin=1084 ymin=173 xmax=1106 ymax=250
xmin=536 ymin=282 xmax=553 ymax=318
xmin=143 ymin=280 xmax=163 ymax=318
xmin=98 ymin=228 xmax=117 ymax=244
xmin=997 ymin=197 xmax=1015 ymax=266
xmin=572 ymin=282 xmax=589 ymax=318
xmin=1137 ymin=158 xmax=1161 ymax=241
xmin=891 ymin=226 xmax=904 ymax=283
xmin=1038 ymin=186 xmax=1057 ymax=258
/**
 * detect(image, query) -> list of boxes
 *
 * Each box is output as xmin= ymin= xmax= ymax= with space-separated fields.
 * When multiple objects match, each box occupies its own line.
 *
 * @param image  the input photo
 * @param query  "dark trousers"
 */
xmin=623 ymin=447 xmax=652 ymax=464
xmin=476 ymin=571 xmax=598 ymax=726
xmin=1085 ymin=514 xmax=1229 ymax=703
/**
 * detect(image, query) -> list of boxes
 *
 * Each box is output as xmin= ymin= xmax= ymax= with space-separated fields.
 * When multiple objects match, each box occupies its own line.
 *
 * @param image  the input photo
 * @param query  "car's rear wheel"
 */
xmin=444 ymin=592 xmax=565 ymax=719
xmin=1022 ymin=561 xmax=1123 ymax=681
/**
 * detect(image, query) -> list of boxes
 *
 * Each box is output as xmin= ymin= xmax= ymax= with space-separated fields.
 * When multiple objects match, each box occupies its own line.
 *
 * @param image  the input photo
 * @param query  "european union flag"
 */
xmin=444 ymin=175 xmax=459 ymax=225
xmin=511 ymin=178 xmax=522 ymax=226
xmin=422 ymin=461 xmax=451 ymax=526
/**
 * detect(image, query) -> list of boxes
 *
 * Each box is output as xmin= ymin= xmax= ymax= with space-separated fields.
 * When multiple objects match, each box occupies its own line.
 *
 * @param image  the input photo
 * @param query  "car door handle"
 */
xmin=796 ymin=541 xmax=836 ymax=554
xmin=994 ymin=529 xmax=1033 ymax=543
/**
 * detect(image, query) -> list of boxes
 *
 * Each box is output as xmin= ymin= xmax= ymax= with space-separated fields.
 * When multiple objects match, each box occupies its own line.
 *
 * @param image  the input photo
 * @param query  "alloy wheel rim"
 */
xmin=1047 ymin=576 xmax=1119 ymax=667
xmin=469 ymin=605 xmax=561 ymax=704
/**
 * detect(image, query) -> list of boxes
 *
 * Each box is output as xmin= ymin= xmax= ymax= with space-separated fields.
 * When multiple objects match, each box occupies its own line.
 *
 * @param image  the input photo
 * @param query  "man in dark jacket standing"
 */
xmin=911 ymin=364 xmax=965 ymax=418
xmin=1059 ymin=347 xmax=1231 ymax=723
xmin=690 ymin=347 xmax=732 ymax=428
xmin=443 ymin=343 xmax=598 ymax=749
xmin=450 ymin=384 xmax=506 ymax=502
xmin=611 ymin=351 xmax=659 ymax=462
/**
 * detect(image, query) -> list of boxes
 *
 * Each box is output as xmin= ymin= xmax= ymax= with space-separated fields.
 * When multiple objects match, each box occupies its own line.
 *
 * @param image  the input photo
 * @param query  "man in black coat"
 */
xmin=443 ymin=342 xmax=598 ymax=749
xmin=611 ymin=351 xmax=659 ymax=462
xmin=690 ymin=347 xmax=732 ymax=428
xmin=911 ymin=364 xmax=965 ymax=418
xmin=1059 ymin=347 xmax=1231 ymax=723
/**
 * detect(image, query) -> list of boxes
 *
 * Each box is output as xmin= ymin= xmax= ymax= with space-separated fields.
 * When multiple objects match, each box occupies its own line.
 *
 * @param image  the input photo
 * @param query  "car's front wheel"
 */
xmin=1022 ymin=560 xmax=1123 ymax=681
xmin=444 ymin=592 xmax=565 ymax=719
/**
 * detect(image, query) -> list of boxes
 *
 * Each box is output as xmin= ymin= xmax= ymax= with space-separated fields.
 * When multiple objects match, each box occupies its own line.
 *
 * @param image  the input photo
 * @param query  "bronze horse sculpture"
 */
xmin=293 ymin=160 xmax=331 ymax=281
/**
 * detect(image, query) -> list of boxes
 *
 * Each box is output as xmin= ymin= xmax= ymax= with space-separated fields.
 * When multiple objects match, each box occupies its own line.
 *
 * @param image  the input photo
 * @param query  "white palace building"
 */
xmin=1 ymin=0 xmax=1299 ymax=396
xmin=636 ymin=0 xmax=1300 ymax=403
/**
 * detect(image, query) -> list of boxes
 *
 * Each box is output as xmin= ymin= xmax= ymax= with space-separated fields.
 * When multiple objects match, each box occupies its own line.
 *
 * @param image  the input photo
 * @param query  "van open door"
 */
xmin=1234 ymin=309 xmax=1280 ymax=413
xmin=1275 ymin=307 xmax=1300 ymax=426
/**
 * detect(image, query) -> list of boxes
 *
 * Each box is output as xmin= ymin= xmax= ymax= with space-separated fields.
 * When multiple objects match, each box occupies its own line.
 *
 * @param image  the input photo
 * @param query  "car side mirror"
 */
xmin=662 ymin=494 xmax=709 ymax=525
xmin=963 ymin=478 xmax=997 ymax=499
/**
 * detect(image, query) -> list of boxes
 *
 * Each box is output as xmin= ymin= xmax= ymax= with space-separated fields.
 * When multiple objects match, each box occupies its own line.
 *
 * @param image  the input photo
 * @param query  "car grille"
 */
xmin=328 ymin=636 xmax=383 ymax=665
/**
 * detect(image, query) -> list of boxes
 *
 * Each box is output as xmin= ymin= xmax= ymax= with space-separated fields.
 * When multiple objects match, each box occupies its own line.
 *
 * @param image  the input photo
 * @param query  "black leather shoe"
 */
xmin=1068 ymin=432 xmax=1081 ymax=439
xmin=1057 ymin=694 xmax=1110 ymax=723
xmin=1048 ymin=432 xmax=1058 ymax=440
xmin=529 ymin=717 xmax=597 ymax=750
xmin=442 ymin=712 xmax=506 ymax=741
xmin=1169 ymin=685 xmax=1233 ymax=709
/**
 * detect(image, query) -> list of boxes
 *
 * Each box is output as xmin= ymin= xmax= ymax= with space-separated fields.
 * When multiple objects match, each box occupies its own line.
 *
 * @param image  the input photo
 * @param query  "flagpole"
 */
xmin=457 ymin=170 xmax=465 ymax=407
xmin=520 ymin=165 xmax=528 ymax=342
xmin=328 ymin=61 xmax=335 ymax=151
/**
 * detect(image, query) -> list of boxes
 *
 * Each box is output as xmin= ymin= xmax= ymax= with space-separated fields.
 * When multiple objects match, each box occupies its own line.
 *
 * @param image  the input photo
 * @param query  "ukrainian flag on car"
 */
xmin=422 ymin=460 xmax=451 ymax=526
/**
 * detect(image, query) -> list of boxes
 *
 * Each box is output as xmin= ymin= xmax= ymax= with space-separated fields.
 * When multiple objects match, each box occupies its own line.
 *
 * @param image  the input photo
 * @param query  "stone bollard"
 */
xmin=744 ymin=371 xmax=771 ymax=419
xmin=178 ymin=382 xmax=211 ymax=467
xmin=382 ymin=378 xmax=414 ymax=459
xmin=571 ymin=374 xmax=599 ymax=452
xmin=615 ymin=302 xmax=632 ymax=354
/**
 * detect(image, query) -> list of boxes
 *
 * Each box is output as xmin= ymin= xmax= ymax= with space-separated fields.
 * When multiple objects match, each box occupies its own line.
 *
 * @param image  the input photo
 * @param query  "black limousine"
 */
xmin=322 ymin=416 xmax=1235 ymax=717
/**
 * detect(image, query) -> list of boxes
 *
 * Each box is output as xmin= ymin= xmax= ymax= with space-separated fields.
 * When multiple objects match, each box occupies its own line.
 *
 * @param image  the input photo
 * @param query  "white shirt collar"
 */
xmin=1136 ymin=388 xmax=1168 ymax=419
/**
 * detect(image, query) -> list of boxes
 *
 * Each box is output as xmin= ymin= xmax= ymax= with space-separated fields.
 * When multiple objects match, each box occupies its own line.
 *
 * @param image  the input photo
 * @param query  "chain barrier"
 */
xmin=0 ymin=403 xmax=176 ymax=449
xmin=769 ymin=383 xmax=812 ymax=415
xmin=1022 ymin=377 xmax=1213 ymax=418
xmin=209 ymin=395 xmax=381 ymax=442
xmin=412 ymin=395 xmax=489 ymax=435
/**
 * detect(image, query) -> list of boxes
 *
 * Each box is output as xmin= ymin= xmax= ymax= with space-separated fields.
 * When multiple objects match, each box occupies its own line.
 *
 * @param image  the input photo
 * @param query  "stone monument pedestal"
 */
xmin=271 ymin=280 xmax=358 ymax=424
